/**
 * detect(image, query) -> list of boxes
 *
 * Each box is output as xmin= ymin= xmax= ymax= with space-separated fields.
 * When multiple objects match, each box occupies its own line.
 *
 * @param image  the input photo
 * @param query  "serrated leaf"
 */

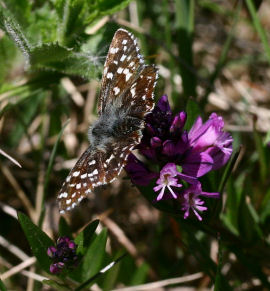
xmin=29 ymin=43 xmax=100 ymax=79
xmin=0 ymin=5 xmax=30 ymax=61
xmin=18 ymin=212 xmax=54 ymax=273
xmin=29 ymin=43 xmax=71 ymax=65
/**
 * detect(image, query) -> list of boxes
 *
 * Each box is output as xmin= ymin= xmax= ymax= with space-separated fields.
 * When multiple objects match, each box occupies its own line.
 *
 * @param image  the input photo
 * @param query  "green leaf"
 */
xmin=75 ymin=253 xmax=127 ymax=291
xmin=29 ymin=43 xmax=71 ymax=65
xmin=221 ymin=174 xmax=245 ymax=236
xmin=42 ymin=279 xmax=71 ymax=291
xmin=253 ymin=125 xmax=267 ymax=182
xmin=95 ymin=0 xmax=132 ymax=16
xmin=71 ymin=228 xmax=107 ymax=283
xmin=130 ymin=262 xmax=149 ymax=285
xmin=260 ymin=187 xmax=270 ymax=223
xmin=0 ymin=279 xmax=7 ymax=291
xmin=2 ymin=0 xmax=31 ymax=27
xmin=29 ymin=43 xmax=101 ymax=79
xmin=85 ymin=0 xmax=132 ymax=24
xmin=58 ymin=216 xmax=73 ymax=238
xmin=184 ymin=97 xmax=201 ymax=130
xmin=245 ymin=0 xmax=270 ymax=65
xmin=74 ymin=219 xmax=99 ymax=256
xmin=55 ymin=0 xmax=86 ymax=46
xmin=38 ymin=119 xmax=70 ymax=227
xmin=174 ymin=0 xmax=196 ymax=107
xmin=102 ymin=263 xmax=120 ymax=291
xmin=18 ymin=212 xmax=54 ymax=273
xmin=0 ymin=5 xmax=30 ymax=61
xmin=8 ymin=92 xmax=45 ymax=147
xmin=214 ymin=238 xmax=232 ymax=291
xmin=0 ymin=36 xmax=19 ymax=83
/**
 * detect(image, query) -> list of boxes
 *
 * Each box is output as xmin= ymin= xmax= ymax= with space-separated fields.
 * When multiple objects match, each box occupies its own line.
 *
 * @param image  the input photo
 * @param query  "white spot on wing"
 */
xmin=59 ymin=192 xmax=68 ymax=198
xmin=123 ymin=68 xmax=129 ymax=75
xmin=92 ymin=169 xmax=98 ymax=175
xmin=106 ymin=154 xmax=114 ymax=163
xmin=130 ymin=88 xmax=136 ymax=97
xmin=73 ymin=171 xmax=80 ymax=177
xmin=113 ymin=87 xmax=120 ymax=95
xmin=110 ymin=47 xmax=119 ymax=54
xmin=120 ymin=54 xmax=127 ymax=62
xmin=107 ymin=72 xmax=113 ymax=79
xmin=117 ymin=67 xmax=123 ymax=74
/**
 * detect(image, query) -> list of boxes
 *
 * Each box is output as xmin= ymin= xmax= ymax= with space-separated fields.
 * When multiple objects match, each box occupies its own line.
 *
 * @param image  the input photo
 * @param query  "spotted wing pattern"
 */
xmin=58 ymin=29 xmax=158 ymax=213
xmin=98 ymin=28 xmax=151 ymax=115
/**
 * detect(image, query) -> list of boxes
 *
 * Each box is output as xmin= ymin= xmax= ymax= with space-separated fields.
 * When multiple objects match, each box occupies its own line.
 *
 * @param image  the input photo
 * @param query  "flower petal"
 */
xmin=125 ymin=154 xmax=158 ymax=186
xmin=182 ymin=152 xmax=214 ymax=177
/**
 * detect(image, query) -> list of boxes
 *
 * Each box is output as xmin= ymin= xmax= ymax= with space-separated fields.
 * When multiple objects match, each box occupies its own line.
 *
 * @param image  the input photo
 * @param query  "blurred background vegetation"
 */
xmin=0 ymin=0 xmax=270 ymax=290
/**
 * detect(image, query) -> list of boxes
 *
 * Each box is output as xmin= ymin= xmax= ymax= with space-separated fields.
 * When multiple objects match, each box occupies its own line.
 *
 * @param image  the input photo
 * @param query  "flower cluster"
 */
xmin=47 ymin=237 xmax=78 ymax=274
xmin=125 ymin=95 xmax=233 ymax=220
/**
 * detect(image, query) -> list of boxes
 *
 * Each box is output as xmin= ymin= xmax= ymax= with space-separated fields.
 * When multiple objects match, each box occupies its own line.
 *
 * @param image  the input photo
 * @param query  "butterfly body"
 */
xmin=58 ymin=28 xmax=158 ymax=213
xmin=88 ymin=102 xmax=143 ymax=151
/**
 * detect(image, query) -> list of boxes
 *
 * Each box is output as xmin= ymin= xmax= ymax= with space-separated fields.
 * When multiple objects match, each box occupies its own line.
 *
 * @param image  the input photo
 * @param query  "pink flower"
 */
xmin=153 ymin=163 xmax=182 ymax=201
xmin=181 ymin=183 xmax=219 ymax=221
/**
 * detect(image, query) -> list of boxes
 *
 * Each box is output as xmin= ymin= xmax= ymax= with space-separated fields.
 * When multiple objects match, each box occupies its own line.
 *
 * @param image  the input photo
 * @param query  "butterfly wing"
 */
xmin=98 ymin=28 xmax=146 ymax=115
xmin=58 ymin=142 xmax=135 ymax=213
xmin=58 ymin=29 xmax=158 ymax=213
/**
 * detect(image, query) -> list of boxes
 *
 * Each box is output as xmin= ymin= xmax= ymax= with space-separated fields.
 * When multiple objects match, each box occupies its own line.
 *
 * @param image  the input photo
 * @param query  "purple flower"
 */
xmin=182 ymin=113 xmax=233 ymax=177
xmin=170 ymin=112 xmax=187 ymax=134
xmin=47 ymin=236 xmax=78 ymax=274
xmin=181 ymin=183 xmax=219 ymax=221
xmin=125 ymin=95 xmax=233 ymax=220
xmin=153 ymin=163 xmax=183 ymax=201
xmin=128 ymin=95 xmax=233 ymax=178
xmin=125 ymin=154 xmax=158 ymax=186
xmin=49 ymin=262 xmax=65 ymax=274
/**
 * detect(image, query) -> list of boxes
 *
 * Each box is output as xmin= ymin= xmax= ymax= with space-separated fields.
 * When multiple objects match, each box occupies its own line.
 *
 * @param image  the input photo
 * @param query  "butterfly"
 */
xmin=58 ymin=28 xmax=158 ymax=213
